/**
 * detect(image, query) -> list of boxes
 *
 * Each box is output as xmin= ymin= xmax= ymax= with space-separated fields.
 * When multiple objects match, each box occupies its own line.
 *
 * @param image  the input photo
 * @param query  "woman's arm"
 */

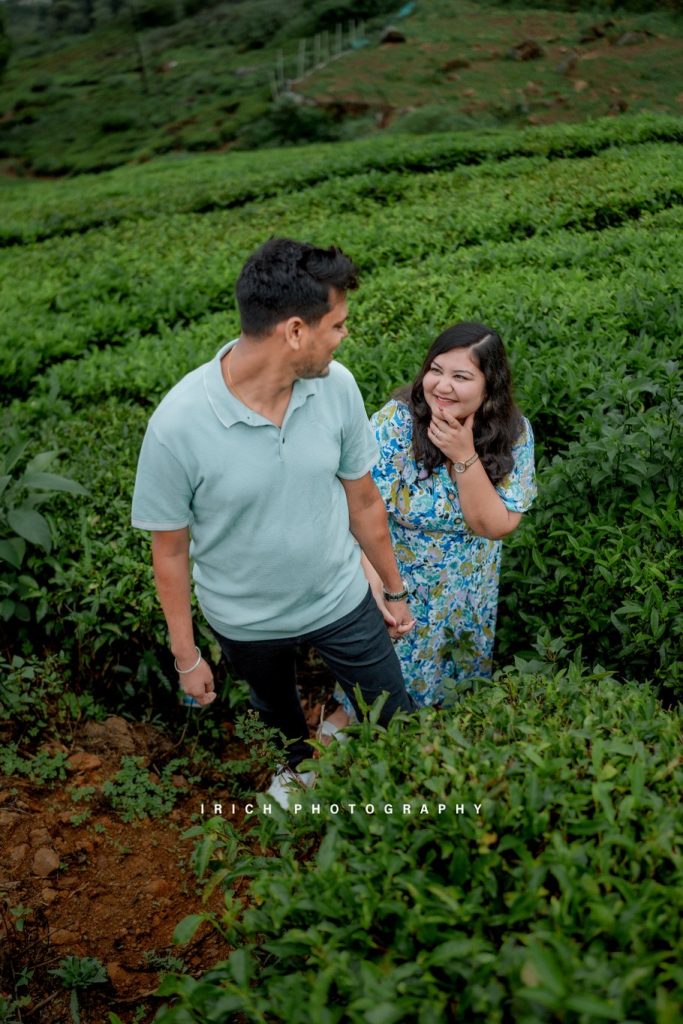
xmin=447 ymin=462 xmax=521 ymax=540
xmin=427 ymin=411 xmax=522 ymax=541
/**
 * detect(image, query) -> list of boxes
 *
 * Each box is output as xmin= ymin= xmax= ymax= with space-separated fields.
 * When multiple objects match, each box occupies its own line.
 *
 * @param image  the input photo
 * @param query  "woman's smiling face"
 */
xmin=422 ymin=346 xmax=487 ymax=422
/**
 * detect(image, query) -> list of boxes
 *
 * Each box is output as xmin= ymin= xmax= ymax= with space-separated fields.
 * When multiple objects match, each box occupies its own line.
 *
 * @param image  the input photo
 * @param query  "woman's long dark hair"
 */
xmin=395 ymin=322 xmax=522 ymax=485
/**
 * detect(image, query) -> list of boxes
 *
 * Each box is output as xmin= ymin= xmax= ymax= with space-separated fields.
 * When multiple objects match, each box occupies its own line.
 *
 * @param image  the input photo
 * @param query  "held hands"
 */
xmin=427 ymin=410 xmax=476 ymax=464
xmin=369 ymin=578 xmax=415 ymax=640
xmin=386 ymin=597 xmax=416 ymax=641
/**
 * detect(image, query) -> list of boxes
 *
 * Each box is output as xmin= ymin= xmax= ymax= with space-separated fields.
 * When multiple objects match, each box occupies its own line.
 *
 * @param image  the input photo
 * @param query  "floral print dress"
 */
xmin=341 ymin=400 xmax=537 ymax=709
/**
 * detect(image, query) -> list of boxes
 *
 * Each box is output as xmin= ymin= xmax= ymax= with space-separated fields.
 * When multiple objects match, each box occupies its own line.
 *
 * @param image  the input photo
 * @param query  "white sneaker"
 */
xmin=266 ymin=766 xmax=316 ymax=810
xmin=318 ymin=719 xmax=349 ymax=744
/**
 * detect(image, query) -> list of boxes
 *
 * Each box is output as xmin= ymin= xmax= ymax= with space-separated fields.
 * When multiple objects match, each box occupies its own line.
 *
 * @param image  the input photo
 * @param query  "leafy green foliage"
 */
xmin=0 ymin=438 xmax=87 ymax=623
xmin=156 ymin=673 xmax=683 ymax=1022
xmin=0 ymin=7 xmax=10 ymax=81
xmin=492 ymin=0 xmax=682 ymax=11
xmin=48 ymin=956 xmax=107 ymax=1024
xmin=3 ymin=137 xmax=683 ymax=399
xmin=0 ymin=653 xmax=105 ymax=745
xmin=3 ymin=0 xmax=682 ymax=176
xmin=498 ymin=361 xmax=683 ymax=692
xmin=1 ymin=114 xmax=682 ymax=246
xmin=211 ymin=708 xmax=287 ymax=795
xmin=0 ymin=743 xmax=69 ymax=784
xmin=102 ymin=755 xmax=190 ymax=821
xmin=0 ymin=995 xmax=26 ymax=1024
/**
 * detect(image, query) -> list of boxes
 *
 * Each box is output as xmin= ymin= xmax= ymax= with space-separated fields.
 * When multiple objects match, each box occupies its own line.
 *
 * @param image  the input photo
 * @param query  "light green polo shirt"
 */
xmin=131 ymin=340 xmax=377 ymax=640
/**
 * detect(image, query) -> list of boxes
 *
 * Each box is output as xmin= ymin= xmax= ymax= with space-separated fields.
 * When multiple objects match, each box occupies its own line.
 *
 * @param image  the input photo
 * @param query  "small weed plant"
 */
xmin=49 ymin=956 xmax=107 ymax=1024
xmin=102 ymin=756 xmax=190 ymax=821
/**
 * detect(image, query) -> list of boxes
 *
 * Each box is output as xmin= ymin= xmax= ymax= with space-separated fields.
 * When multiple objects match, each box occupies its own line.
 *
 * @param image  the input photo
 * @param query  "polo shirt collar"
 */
xmin=203 ymin=339 xmax=318 ymax=429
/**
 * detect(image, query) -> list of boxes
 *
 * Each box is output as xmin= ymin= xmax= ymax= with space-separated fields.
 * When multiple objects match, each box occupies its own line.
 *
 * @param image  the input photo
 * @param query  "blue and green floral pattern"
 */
xmin=343 ymin=399 xmax=537 ymax=709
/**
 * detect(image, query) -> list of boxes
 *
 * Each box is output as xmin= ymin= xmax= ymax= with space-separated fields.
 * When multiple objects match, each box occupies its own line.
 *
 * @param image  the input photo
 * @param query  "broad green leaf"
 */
xmin=0 ymin=537 xmax=26 ymax=568
xmin=428 ymin=937 xmax=476 ymax=965
xmin=366 ymin=1003 xmax=405 ymax=1024
xmin=521 ymin=946 xmax=567 ymax=998
xmin=368 ymin=691 xmax=389 ymax=725
xmin=22 ymin=471 xmax=88 ymax=495
xmin=172 ymin=913 xmax=206 ymax=945
xmin=193 ymin=835 xmax=216 ymax=879
xmin=211 ymin=994 xmax=246 ymax=1014
xmin=155 ymin=973 xmax=197 ymax=997
xmin=1 ymin=441 xmax=29 ymax=475
xmin=229 ymin=948 xmax=252 ymax=988
xmin=317 ymin=829 xmax=338 ymax=872
xmin=564 ymin=995 xmax=624 ymax=1019
xmin=7 ymin=508 xmax=52 ymax=551
xmin=25 ymin=450 xmax=60 ymax=473
xmin=0 ymin=599 xmax=18 ymax=620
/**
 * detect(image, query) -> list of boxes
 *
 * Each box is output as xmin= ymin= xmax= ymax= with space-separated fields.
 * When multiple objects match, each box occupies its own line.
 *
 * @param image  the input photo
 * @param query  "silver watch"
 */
xmin=451 ymin=452 xmax=479 ymax=474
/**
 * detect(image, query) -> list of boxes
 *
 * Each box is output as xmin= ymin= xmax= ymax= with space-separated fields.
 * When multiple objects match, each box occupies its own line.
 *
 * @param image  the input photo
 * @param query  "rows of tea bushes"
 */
xmin=2 ymin=140 xmax=683 ymax=397
xmin=16 ymin=203 xmax=682 ymax=448
xmin=1 ymin=112 xmax=681 ymax=710
xmin=157 ymin=669 xmax=683 ymax=1022
xmin=2 ymin=113 xmax=682 ymax=246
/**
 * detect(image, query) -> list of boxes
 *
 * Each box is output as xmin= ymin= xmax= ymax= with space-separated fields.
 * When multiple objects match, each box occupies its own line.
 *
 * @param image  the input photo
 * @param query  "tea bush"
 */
xmin=0 ymin=436 xmax=88 ymax=624
xmin=1 ymin=112 xmax=681 ymax=705
xmin=156 ymin=669 xmax=683 ymax=1022
xmin=2 ymin=140 xmax=682 ymax=397
xmin=1 ymin=114 xmax=682 ymax=246
xmin=497 ymin=363 xmax=683 ymax=692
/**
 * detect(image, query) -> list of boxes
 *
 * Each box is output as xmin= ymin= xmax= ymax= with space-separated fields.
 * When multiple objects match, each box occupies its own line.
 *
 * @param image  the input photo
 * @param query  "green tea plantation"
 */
xmin=1 ymin=111 xmax=682 ymax=1022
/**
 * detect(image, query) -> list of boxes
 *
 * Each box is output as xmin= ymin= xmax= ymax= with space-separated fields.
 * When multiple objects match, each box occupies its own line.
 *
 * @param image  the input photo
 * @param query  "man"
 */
xmin=131 ymin=238 xmax=414 ymax=806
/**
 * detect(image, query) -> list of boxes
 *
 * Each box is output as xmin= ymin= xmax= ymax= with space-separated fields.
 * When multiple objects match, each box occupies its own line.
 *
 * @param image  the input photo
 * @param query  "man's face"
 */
xmin=294 ymin=291 xmax=349 ymax=379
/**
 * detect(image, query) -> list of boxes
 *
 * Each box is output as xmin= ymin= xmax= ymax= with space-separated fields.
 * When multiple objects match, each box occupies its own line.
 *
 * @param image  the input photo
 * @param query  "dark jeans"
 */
xmin=212 ymin=587 xmax=413 ymax=768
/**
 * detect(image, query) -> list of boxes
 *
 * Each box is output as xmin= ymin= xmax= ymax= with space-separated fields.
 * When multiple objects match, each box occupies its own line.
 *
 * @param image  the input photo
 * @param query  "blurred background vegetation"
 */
xmin=0 ymin=0 xmax=682 ymax=175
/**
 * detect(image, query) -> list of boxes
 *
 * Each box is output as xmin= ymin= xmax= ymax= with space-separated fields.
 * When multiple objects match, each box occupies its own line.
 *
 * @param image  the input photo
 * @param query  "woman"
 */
xmin=325 ymin=321 xmax=536 ymax=727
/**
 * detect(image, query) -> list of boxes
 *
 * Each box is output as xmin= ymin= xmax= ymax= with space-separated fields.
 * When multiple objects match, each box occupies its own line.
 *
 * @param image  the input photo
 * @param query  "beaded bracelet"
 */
xmin=174 ymin=645 xmax=202 ymax=674
xmin=383 ymin=588 xmax=409 ymax=602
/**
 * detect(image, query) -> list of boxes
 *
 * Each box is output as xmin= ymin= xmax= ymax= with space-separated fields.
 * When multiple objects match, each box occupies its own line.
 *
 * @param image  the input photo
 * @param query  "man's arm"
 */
xmin=340 ymin=474 xmax=415 ymax=637
xmin=151 ymin=529 xmax=216 ymax=705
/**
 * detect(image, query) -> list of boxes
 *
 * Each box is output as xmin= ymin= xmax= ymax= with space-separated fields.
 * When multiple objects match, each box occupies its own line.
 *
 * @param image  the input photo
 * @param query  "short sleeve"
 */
xmin=131 ymin=422 xmax=193 ymax=530
xmin=369 ymin=400 xmax=415 ymax=506
xmin=495 ymin=417 xmax=537 ymax=513
xmin=336 ymin=370 xmax=379 ymax=480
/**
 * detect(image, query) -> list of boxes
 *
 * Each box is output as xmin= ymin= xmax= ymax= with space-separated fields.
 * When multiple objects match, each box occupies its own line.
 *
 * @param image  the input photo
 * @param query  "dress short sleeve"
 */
xmin=495 ymin=416 xmax=537 ymax=513
xmin=369 ymin=400 xmax=415 ymax=507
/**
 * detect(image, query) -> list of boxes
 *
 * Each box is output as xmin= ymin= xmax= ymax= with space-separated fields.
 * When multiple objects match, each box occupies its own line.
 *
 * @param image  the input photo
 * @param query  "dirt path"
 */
xmin=1 ymin=736 xmax=236 ymax=1022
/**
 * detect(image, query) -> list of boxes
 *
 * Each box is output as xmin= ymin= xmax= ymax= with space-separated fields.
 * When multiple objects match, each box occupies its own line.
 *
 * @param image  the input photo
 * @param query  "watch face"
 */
xmin=453 ymin=461 xmax=466 ymax=473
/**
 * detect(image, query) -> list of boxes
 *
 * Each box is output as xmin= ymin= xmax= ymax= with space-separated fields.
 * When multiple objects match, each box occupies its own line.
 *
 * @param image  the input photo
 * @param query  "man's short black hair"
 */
xmin=236 ymin=237 xmax=359 ymax=337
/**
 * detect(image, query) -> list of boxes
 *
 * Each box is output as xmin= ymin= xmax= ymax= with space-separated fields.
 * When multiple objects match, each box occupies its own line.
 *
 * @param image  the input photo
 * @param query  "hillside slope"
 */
xmin=1 ymin=0 xmax=682 ymax=174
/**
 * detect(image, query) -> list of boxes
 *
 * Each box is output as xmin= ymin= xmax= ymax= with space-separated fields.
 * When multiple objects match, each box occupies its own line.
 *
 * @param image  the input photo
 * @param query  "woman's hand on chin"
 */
xmin=428 ymin=410 xmax=476 ymax=463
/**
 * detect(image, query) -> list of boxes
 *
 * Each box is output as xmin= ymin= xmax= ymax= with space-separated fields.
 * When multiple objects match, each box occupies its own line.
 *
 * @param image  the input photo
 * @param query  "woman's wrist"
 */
xmin=449 ymin=452 xmax=479 ymax=478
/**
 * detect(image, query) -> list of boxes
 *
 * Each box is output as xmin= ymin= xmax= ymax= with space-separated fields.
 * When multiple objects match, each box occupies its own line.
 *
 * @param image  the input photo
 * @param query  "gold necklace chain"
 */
xmin=225 ymin=346 xmax=245 ymax=403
